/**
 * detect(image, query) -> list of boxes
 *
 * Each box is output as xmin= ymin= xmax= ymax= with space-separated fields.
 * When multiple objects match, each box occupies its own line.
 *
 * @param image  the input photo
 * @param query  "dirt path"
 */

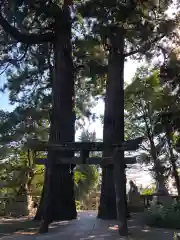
xmin=0 ymin=211 xmax=177 ymax=239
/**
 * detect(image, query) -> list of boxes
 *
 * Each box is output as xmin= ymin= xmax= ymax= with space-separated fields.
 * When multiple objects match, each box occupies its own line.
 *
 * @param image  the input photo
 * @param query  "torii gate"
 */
xmin=28 ymin=137 xmax=143 ymax=234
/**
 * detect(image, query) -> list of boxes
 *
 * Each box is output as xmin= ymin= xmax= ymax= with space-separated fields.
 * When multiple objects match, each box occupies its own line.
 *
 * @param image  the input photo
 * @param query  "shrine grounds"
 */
xmin=0 ymin=211 xmax=177 ymax=240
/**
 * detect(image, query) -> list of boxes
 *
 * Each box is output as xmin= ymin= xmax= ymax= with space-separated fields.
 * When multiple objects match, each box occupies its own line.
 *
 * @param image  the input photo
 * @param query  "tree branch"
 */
xmin=0 ymin=63 xmax=10 ymax=76
xmin=124 ymin=35 xmax=165 ymax=57
xmin=140 ymin=144 xmax=150 ymax=152
xmin=0 ymin=14 xmax=55 ymax=44
xmin=24 ymin=0 xmax=62 ymax=18
xmin=2 ymin=45 xmax=29 ymax=67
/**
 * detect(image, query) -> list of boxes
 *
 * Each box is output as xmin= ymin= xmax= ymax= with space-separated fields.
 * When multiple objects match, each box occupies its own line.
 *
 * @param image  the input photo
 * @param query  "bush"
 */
xmin=141 ymin=186 xmax=156 ymax=195
xmin=145 ymin=201 xmax=180 ymax=229
xmin=76 ymin=201 xmax=81 ymax=211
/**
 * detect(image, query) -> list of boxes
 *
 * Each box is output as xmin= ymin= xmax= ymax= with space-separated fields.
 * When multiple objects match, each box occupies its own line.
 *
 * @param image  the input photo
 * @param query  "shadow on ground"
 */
xmin=0 ymin=211 xmax=178 ymax=240
xmin=0 ymin=217 xmax=72 ymax=238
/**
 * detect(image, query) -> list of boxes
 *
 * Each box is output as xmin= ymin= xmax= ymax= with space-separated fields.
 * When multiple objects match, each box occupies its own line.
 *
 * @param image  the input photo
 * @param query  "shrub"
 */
xmin=141 ymin=186 xmax=156 ymax=195
xmin=76 ymin=201 xmax=81 ymax=211
xmin=144 ymin=201 xmax=180 ymax=229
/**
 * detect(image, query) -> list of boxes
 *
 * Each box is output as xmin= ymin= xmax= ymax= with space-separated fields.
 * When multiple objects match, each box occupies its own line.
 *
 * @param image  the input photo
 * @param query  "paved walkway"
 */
xmin=0 ymin=211 xmax=177 ymax=239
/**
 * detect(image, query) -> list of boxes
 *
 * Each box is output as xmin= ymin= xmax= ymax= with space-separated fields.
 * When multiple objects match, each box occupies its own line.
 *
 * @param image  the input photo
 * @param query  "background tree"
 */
xmin=75 ymin=129 xmax=100 ymax=201
xmin=159 ymin=51 xmax=180 ymax=194
xmin=125 ymin=68 xmax=169 ymax=194
xmin=0 ymin=128 xmax=100 ymax=216
xmin=125 ymin=66 xmax=180 ymax=195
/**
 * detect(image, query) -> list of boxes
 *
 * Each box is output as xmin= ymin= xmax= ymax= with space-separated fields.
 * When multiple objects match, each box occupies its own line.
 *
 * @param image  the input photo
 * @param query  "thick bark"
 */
xmin=39 ymin=6 xmax=76 ymax=233
xmin=98 ymin=28 xmax=128 ymax=235
xmin=114 ymin=149 xmax=128 ymax=236
xmin=98 ymin=167 xmax=129 ymax=220
xmin=36 ymin=167 xmax=76 ymax=224
xmin=98 ymin=166 xmax=116 ymax=219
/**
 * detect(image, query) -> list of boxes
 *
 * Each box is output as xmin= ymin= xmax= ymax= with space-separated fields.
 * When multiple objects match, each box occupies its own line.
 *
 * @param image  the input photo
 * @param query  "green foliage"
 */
xmin=0 ymin=0 xmax=178 ymax=148
xmin=30 ymin=165 xmax=44 ymax=196
xmin=125 ymin=67 xmax=166 ymax=154
xmin=0 ymin=1 xmax=106 ymax=144
xmin=75 ymin=200 xmax=81 ymax=211
xmin=0 ymin=129 xmax=100 ymax=209
xmin=159 ymin=52 xmax=180 ymax=154
xmin=74 ymin=165 xmax=99 ymax=200
xmin=73 ymin=129 xmax=100 ymax=201
xmin=0 ymin=149 xmax=44 ymax=200
xmin=141 ymin=186 xmax=156 ymax=195
xmin=79 ymin=0 xmax=179 ymax=59
xmin=125 ymin=67 xmax=161 ymax=139
xmin=125 ymin=65 xmax=180 ymax=193
xmin=145 ymin=201 xmax=180 ymax=229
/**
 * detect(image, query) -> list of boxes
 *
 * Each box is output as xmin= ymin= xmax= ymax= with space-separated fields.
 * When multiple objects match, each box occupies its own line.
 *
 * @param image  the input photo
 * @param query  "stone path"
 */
xmin=0 ymin=211 xmax=177 ymax=239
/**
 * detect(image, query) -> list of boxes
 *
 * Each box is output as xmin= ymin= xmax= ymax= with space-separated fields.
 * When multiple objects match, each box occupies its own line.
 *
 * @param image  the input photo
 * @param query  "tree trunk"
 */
xmin=34 ymin=185 xmax=44 ymax=220
xmin=166 ymin=129 xmax=180 ymax=195
xmin=98 ymin=167 xmax=129 ymax=220
xmin=114 ymin=149 xmax=128 ymax=236
xmin=39 ymin=6 xmax=77 ymax=233
xmin=171 ymin=160 xmax=180 ymax=196
xmin=149 ymin=138 xmax=169 ymax=195
xmin=98 ymin=166 xmax=116 ymax=219
xmin=154 ymin=160 xmax=169 ymax=195
xmin=98 ymin=28 xmax=128 ymax=235
xmin=142 ymin=107 xmax=168 ymax=195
